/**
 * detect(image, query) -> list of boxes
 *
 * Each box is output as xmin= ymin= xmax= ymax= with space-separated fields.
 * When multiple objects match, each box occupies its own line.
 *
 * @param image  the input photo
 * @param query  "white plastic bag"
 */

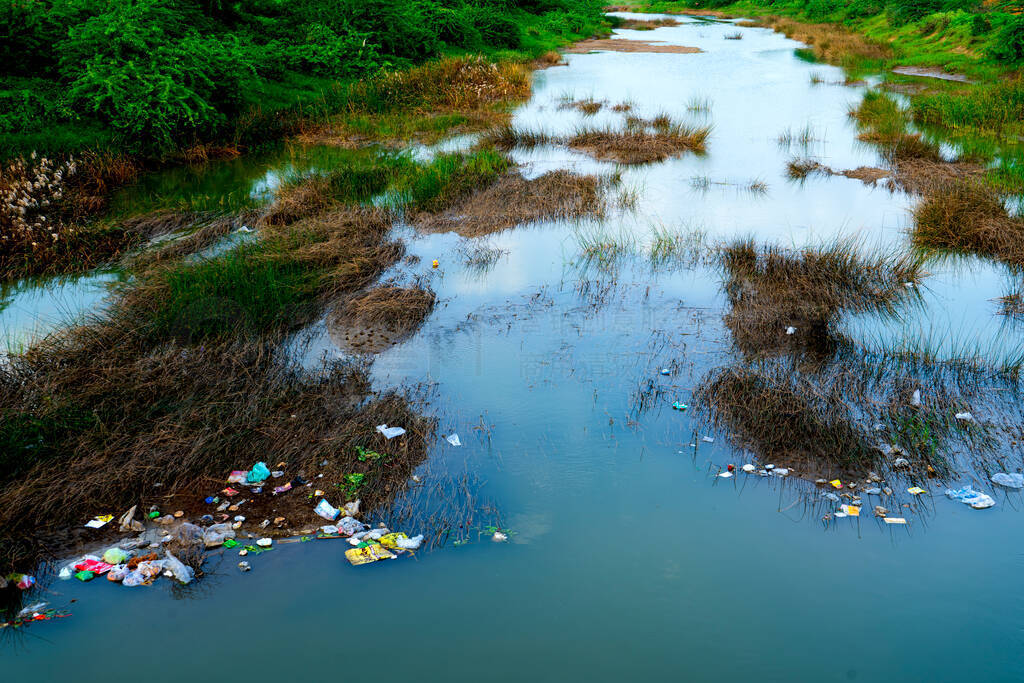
xmin=163 ymin=551 xmax=195 ymax=584
xmin=203 ymin=523 xmax=236 ymax=548
xmin=314 ymin=499 xmax=340 ymax=521
xmin=396 ymin=534 xmax=423 ymax=550
xmin=991 ymin=472 xmax=1024 ymax=489
xmin=376 ymin=424 xmax=406 ymax=439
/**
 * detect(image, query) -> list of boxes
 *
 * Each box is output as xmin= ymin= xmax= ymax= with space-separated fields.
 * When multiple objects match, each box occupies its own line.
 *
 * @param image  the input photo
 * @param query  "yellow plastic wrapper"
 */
xmin=345 ymin=544 xmax=396 ymax=566
xmin=840 ymin=504 xmax=860 ymax=517
xmin=378 ymin=532 xmax=409 ymax=550
xmin=907 ymin=486 xmax=926 ymax=495
xmin=829 ymin=479 xmax=842 ymax=489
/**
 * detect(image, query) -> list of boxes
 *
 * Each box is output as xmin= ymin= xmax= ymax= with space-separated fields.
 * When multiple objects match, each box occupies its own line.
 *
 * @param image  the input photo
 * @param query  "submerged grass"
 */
xmin=696 ymin=364 xmax=878 ymax=476
xmin=487 ymin=116 xmax=710 ymax=164
xmin=720 ymin=238 xmax=922 ymax=358
xmin=414 ymin=169 xmax=605 ymax=237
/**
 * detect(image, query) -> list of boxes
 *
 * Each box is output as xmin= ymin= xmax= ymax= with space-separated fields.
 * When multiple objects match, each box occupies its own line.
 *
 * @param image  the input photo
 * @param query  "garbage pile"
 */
xmin=55 ymin=457 xmax=426 ymax=588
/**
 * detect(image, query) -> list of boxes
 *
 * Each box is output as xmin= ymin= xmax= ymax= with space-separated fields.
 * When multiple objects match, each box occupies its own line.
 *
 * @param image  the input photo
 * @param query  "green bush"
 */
xmin=990 ymin=16 xmax=1024 ymax=64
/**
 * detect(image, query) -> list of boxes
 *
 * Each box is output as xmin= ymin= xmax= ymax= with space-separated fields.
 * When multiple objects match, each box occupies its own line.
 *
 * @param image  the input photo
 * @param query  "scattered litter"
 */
xmin=911 ymin=389 xmax=922 ymax=406
xmin=945 ymin=486 xmax=995 ymax=509
xmin=718 ymin=471 xmax=733 ymax=478
xmin=227 ymin=471 xmax=247 ymax=484
xmin=907 ymin=486 xmax=927 ymax=496
xmin=345 ymin=544 xmax=397 ymax=565
xmin=954 ymin=412 xmax=974 ymax=422
xmin=873 ymin=505 xmax=888 ymax=517
xmin=701 ymin=436 xmax=714 ymax=443
xmin=864 ymin=487 xmax=882 ymax=495
xmin=840 ymin=504 xmax=860 ymax=517
xmin=446 ymin=433 xmax=462 ymax=447
xmin=247 ymin=462 xmax=270 ymax=483
xmin=256 ymin=538 xmax=273 ymax=547
xmin=84 ymin=515 xmax=113 ymax=529
xmin=770 ymin=467 xmax=789 ymax=477
xmin=892 ymin=458 xmax=910 ymax=469
xmin=672 ymin=401 xmax=688 ymax=411
xmin=272 ymin=483 xmax=292 ymax=494
xmin=823 ymin=492 xmax=840 ymax=502
xmin=660 ymin=368 xmax=670 ymax=375
xmin=883 ymin=516 xmax=907 ymax=524
xmin=222 ymin=487 xmax=239 ymax=497
xmin=314 ymin=499 xmax=341 ymax=521
xmin=492 ymin=531 xmax=508 ymax=542
xmin=991 ymin=473 xmax=1024 ymax=489
xmin=238 ymin=561 xmax=251 ymax=572
xmin=396 ymin=534 xmax=424 ymax=550
xmin=740 ymin=464 xmax=755 ymax=473
xmin=376 ymin=424 xmax=407 ymax=439
xmin=833 ymin=512 xmax=848 ymax=518
xmin=432 ymin=259 xmax=439 ymax=268
xmin=829 ymin=479 xmax=843 ymax=489
xmin=785 ymin=326 xmax=796 ymax=335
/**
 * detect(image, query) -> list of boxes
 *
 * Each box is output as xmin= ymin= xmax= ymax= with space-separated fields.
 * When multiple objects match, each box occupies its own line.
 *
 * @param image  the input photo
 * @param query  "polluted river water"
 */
xmin=5 ymin=13 xmax=1024 ymax=682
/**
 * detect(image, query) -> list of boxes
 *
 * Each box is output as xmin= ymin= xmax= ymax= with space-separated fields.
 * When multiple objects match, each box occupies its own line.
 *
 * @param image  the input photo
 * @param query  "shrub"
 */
xmin=990 ymin=16 xmax=1024 ymax=64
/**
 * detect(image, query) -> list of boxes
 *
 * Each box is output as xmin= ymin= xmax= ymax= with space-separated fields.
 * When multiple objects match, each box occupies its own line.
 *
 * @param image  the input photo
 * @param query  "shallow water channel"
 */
xmin=5 ymin=13 xmax=1024 ymax=681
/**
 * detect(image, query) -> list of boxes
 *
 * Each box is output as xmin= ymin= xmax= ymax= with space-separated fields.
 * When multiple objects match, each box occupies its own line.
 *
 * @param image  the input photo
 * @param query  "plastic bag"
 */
xmin=247 ymin=462 xmax=271 ymax=483
xmin=396 ymin=534 xmax=423 ymax=550
xmin=162 ymin=551 xmax=195 ymax=584
xmin=174 ymin=523 xmax=205 ymax=549
xmin=338 ymin=516 xmax=367 ymax=536
xmin=945 ymin=486 xmax=996 ymax=509
xmin=122 ymin=570 xmax=147 ymax=587
xmin=375 ymin=424 xmax=406 ymax=439
xmin=314 ymin=499 xmax=340 ymax=521
xmin=107 ymin=565 xmax=130 ymax=582
xmin=203 ymin=523 xmax=236 ymax=548
xmin=991 ymin=472 xmax=1024 ymax=489
xmin=103 ymin=547 xmax=129 ymax=565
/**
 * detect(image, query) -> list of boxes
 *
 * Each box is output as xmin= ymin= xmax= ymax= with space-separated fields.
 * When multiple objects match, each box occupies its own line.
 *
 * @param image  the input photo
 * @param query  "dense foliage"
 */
xmin=0 ymin=0 xmax=604 ymax=156
xmin=672 ymin=0 xmax=1024 ymax=64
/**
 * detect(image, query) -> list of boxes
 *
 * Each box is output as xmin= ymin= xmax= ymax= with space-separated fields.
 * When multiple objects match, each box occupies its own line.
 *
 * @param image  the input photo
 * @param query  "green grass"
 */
xmin=143 ymin=245 xmax=320 ymax=342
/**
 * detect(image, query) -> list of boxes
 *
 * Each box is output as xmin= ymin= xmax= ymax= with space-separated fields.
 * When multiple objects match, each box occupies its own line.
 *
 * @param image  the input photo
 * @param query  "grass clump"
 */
xmin=0 ymin=338 xmax=432 ymax=572
xmin=696 ymin=365 xmax=878 ymax=476
xmin=912 ymin=178 xmax=1024 ymax=267
xmin=344 ymin=285 xmax=436 ymax=329
xmin=414 ymin=170 xmax=605 ymax=237
xmin=720 ymin=238 xmax=922 ymax=357
xmin=568 ymin=119 xmax=710 ymax=164
xmin=487 ymin=117 xmax=710 ymax=164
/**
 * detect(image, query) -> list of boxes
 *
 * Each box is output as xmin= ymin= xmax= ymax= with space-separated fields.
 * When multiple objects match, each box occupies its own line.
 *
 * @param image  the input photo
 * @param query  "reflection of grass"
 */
xmin=573 ymin=224 xmax=637 ymax=268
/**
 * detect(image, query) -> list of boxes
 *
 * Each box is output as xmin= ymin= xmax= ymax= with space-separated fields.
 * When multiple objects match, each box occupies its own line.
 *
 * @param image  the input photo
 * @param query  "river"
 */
xmin=4 ymin=12 xmax=1024 ymax=682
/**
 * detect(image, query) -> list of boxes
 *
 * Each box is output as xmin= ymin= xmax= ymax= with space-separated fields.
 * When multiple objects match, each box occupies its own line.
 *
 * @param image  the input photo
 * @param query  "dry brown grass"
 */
xmin=533 ymin=50 xmax=567 ymax=69
xmin=857 ymin=130 xmax=942 ymax=163
xmin=559 ymin=97 xmax=605 ymax=115
xmin=892 ymin=158 xmax=985 ymax=195
xmin=329 ymin=285 xmax=437 ymax=353
xmin=696 ymin=365 xmax=877 ymax=477
xmin=786 ymin=159 xmax=889 ymax=185
xmin=126 ymin=211 xmax=259 ymax=267
xmin=0 ymin=338 xmax=433 ymax=572
xmin=566 ymin=38 xmax=702 ymax=54
xmin=912 ymin=178 xmax=1024 ymax=266
xmin=569 ymin=121 xmax=710 ymax=164
xmin=259 ymin=175 xmax=341 ymax=227
xmin=617 ymin=17 xmax=681 ymax=30
xmin=720 ymin=239 xmax=921 ymax=358
xmin=413 ymin=170 xmax=604 ymax=237
xmin=765 ymin=16 xmax=892 ymax=64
